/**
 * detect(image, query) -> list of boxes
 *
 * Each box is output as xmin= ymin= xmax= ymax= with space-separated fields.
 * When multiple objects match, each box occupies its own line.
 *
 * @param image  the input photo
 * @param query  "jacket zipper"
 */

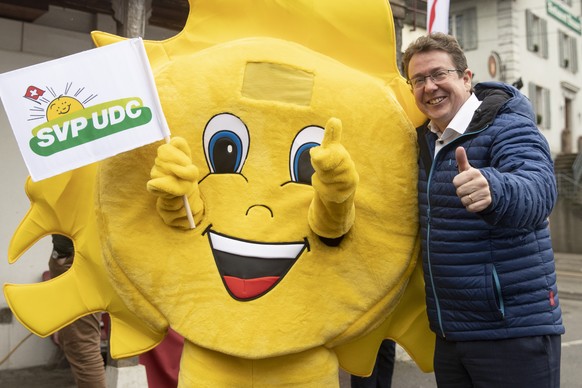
xmin=425 ymin=165 xmax=445 ymax=337
xmin=425 ymin=125 xmax=490 ymax=338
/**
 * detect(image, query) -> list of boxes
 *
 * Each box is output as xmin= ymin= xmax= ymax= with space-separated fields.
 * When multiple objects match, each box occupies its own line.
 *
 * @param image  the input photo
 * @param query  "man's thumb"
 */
xmin=456 ymin=147 xmax=471 ymax=172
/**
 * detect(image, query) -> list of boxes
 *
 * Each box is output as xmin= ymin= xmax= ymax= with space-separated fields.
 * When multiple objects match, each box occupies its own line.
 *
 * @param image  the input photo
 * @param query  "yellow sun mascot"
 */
xmin=4 ymin=0 xmax=435 ymax=386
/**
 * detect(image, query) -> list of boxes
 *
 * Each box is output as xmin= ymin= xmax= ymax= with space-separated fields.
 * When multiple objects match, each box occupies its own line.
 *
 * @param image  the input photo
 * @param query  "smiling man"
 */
xmin=403 ymin=32 xmax=564 ymax=388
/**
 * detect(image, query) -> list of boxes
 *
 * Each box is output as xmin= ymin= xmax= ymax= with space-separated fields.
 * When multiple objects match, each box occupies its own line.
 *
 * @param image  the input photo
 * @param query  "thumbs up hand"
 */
xmin=308 ymin=117 xmax=359 ymax=238
xmin=452 ymin=147 xmax=492 ymax=212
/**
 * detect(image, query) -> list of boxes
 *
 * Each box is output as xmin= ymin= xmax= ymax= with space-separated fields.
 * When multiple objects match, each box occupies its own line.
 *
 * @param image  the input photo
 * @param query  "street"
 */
xmin=560 ymin=298 xmax=582 ymax=388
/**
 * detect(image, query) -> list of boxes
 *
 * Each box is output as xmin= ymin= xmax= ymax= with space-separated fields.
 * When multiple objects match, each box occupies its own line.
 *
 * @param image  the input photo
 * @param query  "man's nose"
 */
xmin=423 ymin=77 xmax=439 ymax=90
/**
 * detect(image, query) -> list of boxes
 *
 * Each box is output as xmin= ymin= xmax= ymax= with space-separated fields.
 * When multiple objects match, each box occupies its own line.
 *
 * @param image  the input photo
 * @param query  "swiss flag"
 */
xmin=23 ymin=85 xmax=45 ymax=101
xmin=427 ymin=0 xmax=450 ymax=34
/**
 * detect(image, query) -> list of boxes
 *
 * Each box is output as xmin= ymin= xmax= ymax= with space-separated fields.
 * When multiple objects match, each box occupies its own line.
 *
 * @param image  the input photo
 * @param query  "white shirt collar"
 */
xmin=428 ymin=93 xmax=482 ymax=157
xmin=447 ymin=93 xmax=482 ymax=135
xmin=428 ymin=93 xmax=482 ymax=137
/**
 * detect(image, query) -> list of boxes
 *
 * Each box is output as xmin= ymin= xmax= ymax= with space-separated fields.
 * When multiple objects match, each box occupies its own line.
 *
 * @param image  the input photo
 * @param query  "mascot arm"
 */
xmin=308 ymin=118 xmax=359 ymax=239
xmin=147 ymin=137 xmax=204 ymax=228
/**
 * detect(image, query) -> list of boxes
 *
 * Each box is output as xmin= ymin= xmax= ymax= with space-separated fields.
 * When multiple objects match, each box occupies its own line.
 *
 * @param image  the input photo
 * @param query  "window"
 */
xmin=558 ymin=30 xmax=579 ymax=73
xmin=526 ymin=10 xmax=549 ymax=58
xmin=449 ymin=8 xmax=478 ymax=50
xmin=404 ymin=0 xmax=428 ymax=30
xmin=528 ymin=83 xmax=551 ymax=130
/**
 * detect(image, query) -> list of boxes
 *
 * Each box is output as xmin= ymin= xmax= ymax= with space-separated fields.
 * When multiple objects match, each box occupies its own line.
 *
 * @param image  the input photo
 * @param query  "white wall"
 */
xmin=0 ymin=6 xmax=178 ymax=370
xmin=0 ymin=47 xmax=83 ymax=373
xmin=515 ymin=0 xmax=582 ymax=156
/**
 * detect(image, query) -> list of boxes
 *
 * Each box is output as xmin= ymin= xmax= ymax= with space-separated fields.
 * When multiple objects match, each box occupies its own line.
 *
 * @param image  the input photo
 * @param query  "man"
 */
xmin=49 ymin=235 xmax=106 ymax=388
xmin=402 ymin=33 xmax=563 ymax=387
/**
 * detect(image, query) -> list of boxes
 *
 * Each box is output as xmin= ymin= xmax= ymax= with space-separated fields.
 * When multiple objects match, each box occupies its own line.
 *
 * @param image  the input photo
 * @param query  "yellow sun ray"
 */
xmin=4 ymin=165 xmax=165 ymax=358
xmin=334 ymin=249 xmax=434 ymax=373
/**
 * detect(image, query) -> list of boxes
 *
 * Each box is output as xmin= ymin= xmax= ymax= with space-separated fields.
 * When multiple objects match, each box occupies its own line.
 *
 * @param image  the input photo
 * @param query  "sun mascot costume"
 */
xmin=4 ymin=0 xmax=435 ymax=386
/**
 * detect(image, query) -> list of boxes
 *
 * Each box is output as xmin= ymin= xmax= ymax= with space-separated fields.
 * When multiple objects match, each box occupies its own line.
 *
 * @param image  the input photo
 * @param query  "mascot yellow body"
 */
xmin=4 ymin=1 xmax=435 ymax=386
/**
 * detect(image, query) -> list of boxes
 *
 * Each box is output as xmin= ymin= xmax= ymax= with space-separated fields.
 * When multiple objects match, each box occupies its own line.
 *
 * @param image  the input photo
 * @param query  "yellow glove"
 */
xmin=308 ymin=118 xmax=359 ymax=238
xmin=147 ymin=137 xmax=204 ymax=228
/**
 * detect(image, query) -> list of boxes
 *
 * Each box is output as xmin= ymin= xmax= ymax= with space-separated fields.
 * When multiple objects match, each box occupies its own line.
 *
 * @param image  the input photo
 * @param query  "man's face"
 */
xmin=407 ymin=50 xmax=472 ymax=133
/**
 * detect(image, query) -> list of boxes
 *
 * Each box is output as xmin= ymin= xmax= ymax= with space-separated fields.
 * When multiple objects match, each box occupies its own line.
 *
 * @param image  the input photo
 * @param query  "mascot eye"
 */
xmin=203 ymin=113 xmax=250 ymax=173
xmin=208 ymin=131 xmax=243 ymax=173
xmin=289 ymin=125 xmax=324 ymax=184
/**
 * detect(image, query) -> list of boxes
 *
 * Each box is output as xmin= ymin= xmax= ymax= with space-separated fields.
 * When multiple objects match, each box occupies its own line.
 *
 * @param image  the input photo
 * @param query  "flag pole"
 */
xmin=135 ymin=37 xmax=195 ymax=229
xmin=163 ymin=135 xmax=196 ymax=229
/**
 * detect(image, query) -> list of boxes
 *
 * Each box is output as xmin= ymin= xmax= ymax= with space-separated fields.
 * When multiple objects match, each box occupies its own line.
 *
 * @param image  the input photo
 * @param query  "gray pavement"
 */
xmin=0 ymin=364 xmax=75 ymax=388
xmin=555 ymin=252 xmax=582 ymax=299
xmin=2 ymin=252 xmax=581 ymax=388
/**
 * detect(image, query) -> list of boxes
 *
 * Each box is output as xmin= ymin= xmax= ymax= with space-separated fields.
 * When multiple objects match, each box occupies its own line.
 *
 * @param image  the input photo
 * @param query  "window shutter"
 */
xmin=526 ymin=9 xmax=534 ymax=51
xmin=558 ymin=31 xmax=565 ymax=68
xmin=455 ymin=14 xmax=465 ymax=48
xmin=571 ymin=37 xmax=578 ymax=73
xmin=543 ymin=88 xmax=551 ymax=129
xmin=528 ymin=82 xmax=537 ymax=117
xmin=466 ymin=8 xmax=478 ymax=50
xmin=541 ymin=18 xmax=548 ymax=58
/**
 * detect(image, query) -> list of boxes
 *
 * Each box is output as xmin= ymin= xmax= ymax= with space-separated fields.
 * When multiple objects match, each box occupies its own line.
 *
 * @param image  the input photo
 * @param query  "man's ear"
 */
xmin=464 ymin=70 xmax=473 ymax=91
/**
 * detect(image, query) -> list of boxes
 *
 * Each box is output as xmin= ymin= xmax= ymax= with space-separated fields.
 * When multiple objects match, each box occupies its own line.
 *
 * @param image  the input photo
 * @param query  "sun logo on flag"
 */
xmin=46 ymin=95 xmax=84 ymax=121
xmin=24 ymin=82 xmax=97 ymax=122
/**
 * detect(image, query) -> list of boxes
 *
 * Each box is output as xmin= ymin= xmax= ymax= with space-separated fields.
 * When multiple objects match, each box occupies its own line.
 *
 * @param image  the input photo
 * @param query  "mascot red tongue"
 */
xmin=5 ymin=1 xmax=434 ymax=386
xmin=224 ymin=277 xmax=278 ymax=299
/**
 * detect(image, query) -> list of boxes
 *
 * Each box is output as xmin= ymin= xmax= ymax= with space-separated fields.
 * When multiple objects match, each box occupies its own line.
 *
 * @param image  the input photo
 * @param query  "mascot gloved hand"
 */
xmin=147 ymin=137 xmax=204 ymax=228
xmin=309 ymin=117 xmax=358 ymax=239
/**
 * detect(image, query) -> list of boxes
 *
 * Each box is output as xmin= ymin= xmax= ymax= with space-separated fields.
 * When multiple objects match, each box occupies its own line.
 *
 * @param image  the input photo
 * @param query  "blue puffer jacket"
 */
xmin=417 ymin=82 xmax=564 ymax=341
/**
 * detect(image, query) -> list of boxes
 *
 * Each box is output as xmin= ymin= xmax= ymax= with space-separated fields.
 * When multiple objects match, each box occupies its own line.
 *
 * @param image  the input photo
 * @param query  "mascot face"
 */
xmin=96 ymin=38 xmax=419 ymax=356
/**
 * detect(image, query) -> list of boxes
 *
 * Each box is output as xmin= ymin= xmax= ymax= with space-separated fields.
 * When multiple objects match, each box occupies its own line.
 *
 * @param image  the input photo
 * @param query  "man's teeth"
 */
xmin=428 ymin=97 xmax=445 ymax=105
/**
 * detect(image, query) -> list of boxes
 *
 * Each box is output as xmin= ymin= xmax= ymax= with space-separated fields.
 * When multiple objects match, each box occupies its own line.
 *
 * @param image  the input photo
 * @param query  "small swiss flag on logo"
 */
xmin=23 ymin=85 xmax=45 ymax=101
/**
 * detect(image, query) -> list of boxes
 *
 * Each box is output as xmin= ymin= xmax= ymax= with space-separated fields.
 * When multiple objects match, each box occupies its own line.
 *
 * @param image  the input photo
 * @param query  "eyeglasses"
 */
xmin=408 ymin=69 xmax=463 ymax=89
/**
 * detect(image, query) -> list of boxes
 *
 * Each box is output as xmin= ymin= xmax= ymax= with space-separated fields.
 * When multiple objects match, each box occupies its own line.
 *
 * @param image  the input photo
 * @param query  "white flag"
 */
xmin=0 ymin=38 xmax=170 ymax=181
xmin=427 ymin=0 xmax=450 ymax=34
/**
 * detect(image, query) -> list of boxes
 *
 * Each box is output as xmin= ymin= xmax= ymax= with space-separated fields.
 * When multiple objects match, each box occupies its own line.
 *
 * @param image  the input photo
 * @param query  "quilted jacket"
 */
xmin=417 ymin=82 xmax=565 ymax=340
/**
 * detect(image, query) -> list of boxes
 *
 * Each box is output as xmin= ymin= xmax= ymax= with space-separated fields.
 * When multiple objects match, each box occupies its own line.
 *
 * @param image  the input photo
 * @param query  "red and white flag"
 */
xmin=23 ymin=85 xmax=46 ymax=101
xmin=427 ymin=0 xmax=450 ymax=34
